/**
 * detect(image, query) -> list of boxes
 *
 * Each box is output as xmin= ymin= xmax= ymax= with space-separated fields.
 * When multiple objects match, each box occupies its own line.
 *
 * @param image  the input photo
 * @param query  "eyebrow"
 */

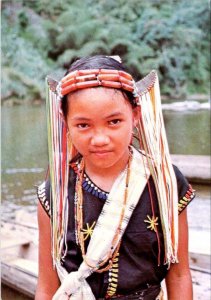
xmin=70 ymin=112 xmax=123 ymax=121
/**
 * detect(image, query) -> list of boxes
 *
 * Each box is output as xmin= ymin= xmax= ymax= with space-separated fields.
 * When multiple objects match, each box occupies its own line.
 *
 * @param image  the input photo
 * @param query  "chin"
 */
xmin=86 ymin=156 xmax=116 ymax=169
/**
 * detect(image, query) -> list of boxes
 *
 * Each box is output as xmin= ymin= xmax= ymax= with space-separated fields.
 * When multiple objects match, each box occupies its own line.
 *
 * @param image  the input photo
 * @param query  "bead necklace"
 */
xmin=82 ymin=173 xmax=108 ymax=200
xmin=75 ymin=152 xmax=132 ymax=273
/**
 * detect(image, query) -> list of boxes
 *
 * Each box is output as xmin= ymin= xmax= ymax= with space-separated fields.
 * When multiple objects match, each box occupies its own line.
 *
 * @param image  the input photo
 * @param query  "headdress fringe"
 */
xmin=46 ymin=78 xmax=75 ymax=264
xmin=45 ymin=70 xmax=178 ymax=266
xmin=136 ymin=71 xmax=178 ymax=265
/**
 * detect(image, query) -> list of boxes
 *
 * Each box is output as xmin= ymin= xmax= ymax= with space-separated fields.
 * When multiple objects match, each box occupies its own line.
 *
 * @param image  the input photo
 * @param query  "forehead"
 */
xmin=67 ymin=87 xmax=128 ymax=103
xmin=66 ymin=87 xmax=133 ymax=118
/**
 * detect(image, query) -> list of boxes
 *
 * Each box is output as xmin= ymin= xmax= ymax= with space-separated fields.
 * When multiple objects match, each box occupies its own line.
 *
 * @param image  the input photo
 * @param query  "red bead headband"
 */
xmin=56 ymin=69 xmax=139 ymax=103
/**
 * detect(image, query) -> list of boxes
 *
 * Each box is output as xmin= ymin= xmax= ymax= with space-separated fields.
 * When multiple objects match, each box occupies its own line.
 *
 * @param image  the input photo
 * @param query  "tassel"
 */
xmin=136 ymin=71 xmax=178 ymax=265
xmin=46 ymin=77 xmax=72 ymax=264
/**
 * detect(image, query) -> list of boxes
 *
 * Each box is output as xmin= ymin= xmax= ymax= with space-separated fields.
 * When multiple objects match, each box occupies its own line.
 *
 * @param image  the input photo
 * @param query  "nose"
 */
xmin=90 ymin=131 xmax=110 ymax=146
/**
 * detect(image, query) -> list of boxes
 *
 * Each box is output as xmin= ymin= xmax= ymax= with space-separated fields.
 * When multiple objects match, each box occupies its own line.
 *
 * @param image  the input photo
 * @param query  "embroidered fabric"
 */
xmin=178 ymin=184 xmax=195 ymax=214
xmin=37 ymin=164 xmax=195 ymax=298
xmin=104 ymin=284 xmax=161 ymax=300
xmin=37 ymin=181 xmax=51 ymax=216
xmin=52 ymin=148 xmax=150 ymax=299
xmin=37 ymin=167 xmax=196 ymax=219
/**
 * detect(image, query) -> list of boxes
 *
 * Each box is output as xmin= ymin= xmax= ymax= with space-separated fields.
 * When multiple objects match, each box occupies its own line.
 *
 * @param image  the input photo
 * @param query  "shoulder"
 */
xmin=173 ymin=165 xmax=189 ymax=196
xmin=37 ymin=166 xmax=77 ymax=218
xmin=172 ymin=165 xmax=195 ymax=214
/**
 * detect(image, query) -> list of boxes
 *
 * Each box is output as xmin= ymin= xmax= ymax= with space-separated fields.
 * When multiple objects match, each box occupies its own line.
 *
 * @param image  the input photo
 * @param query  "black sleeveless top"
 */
xmin=37 ymin=164 xmax=195 ymax=298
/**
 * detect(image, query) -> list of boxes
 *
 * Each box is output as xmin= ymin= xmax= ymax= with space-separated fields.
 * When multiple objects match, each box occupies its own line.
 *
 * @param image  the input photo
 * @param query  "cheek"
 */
xmin=70 ymin=130 xmax=82 ymax=143
xmin=69 ymin=129 xmax=91 ymax=154
xmin=68 ymin=127 xmax=81 ymax=145
xmin=69 ymin=133 xmax=87 ymax=154
xmin=117 ymin=123 xmax=133 ymax=143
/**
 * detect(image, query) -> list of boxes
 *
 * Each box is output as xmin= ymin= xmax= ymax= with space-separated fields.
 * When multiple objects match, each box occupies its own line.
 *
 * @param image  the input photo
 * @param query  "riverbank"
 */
xmin=171 ymin=155 xmax=210 ymax=279
xmin=171 ymin=154 xmax=210 ymax=184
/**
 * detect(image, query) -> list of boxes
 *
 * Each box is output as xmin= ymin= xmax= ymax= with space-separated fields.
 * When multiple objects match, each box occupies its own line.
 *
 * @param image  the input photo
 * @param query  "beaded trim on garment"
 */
xmin=106 ymin=252 xmax=120 ymax=297
xmin=178 ymin=184 xmax=195 ymax=214
xmin=82 ymin=173 xmax=108 ymax=200
xmin=37 ymin=182 xmax=51 ymax=217
xmin=71 ymin=161 xmax=109 ymax=200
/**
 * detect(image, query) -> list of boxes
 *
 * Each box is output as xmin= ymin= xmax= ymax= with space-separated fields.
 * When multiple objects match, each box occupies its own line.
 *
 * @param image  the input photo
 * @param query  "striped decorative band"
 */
xmin=56 ymin=69 xmax=139 ymax=102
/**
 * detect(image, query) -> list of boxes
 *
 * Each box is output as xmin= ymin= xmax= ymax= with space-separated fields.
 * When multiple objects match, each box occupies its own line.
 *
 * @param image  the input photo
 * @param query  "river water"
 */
xmin=1 ymin=104 xmax=210 ymax=299
xmin=2 ymin=104 xmax=210 ymax=220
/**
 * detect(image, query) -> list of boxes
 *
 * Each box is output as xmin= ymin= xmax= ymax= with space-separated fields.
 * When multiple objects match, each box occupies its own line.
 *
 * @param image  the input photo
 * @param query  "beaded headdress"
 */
xmin=46 ymin=59 xmax=178 ymax=266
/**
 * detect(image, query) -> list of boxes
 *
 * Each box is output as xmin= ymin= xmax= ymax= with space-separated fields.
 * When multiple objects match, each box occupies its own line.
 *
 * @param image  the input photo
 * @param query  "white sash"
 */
xmin=53 ymin=148 xmax=150 ymax=300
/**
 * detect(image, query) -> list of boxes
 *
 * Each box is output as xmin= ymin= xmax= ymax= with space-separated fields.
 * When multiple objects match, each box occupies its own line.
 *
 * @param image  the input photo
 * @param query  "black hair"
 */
xmin=61 ymin=55 xmax=136 ymax=118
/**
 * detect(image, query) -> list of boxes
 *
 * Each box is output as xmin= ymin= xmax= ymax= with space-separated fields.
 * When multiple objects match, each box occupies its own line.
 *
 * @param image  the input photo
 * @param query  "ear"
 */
xmin=132 ymin=107 xmax=140 ymax=127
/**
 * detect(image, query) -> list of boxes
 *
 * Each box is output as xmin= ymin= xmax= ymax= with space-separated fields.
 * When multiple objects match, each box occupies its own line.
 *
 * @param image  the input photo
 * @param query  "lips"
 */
xmin=90 ymin=149 xmax=113 ymax=156
xmin=90 ymin=149 xmax=112 ymax=153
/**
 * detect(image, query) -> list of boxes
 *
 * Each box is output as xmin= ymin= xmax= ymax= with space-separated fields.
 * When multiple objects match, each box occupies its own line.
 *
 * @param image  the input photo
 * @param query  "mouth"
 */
xmin=90 ymin=150 xmax=113 ymax=156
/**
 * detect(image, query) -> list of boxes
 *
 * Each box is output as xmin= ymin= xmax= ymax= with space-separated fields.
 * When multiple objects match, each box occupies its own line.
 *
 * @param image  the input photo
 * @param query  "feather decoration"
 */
xmin=136 ymin=71 xmax=178 ymax=266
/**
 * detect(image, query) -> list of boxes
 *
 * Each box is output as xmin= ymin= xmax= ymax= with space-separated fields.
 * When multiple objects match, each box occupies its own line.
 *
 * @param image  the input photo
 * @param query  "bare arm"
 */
xmin=165 ymin=209 xmax=193 ymax=300
xmin=35 ymin=202 xmax=60 ymax=300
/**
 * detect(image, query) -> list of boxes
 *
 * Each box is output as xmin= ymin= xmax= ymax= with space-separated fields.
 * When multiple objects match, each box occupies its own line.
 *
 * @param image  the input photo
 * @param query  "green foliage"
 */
xmin=1 ymin=2 xmax=55 ymax=103
xmin=2 ymin=0 xmax=209 ymax=104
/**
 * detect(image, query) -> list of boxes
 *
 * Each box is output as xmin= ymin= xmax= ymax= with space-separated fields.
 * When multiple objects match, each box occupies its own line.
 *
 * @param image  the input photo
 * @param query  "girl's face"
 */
xmin=66 ymin=87 xmax=138 ymax=173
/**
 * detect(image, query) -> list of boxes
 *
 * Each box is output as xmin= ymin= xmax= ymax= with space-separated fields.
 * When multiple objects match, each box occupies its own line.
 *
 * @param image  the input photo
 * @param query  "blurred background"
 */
xmin=1 ymin=0 xmax=210 ymax=299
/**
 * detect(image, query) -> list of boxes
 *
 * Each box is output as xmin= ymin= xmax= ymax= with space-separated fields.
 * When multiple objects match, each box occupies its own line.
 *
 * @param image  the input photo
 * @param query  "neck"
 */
xmin=84 ymin=148 xmax=131 ymax=192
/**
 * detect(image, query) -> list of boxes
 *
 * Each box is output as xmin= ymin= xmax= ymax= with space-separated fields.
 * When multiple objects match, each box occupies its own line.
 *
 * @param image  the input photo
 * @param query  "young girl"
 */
xmin=36 ymin=55 xmax=195 ymax=300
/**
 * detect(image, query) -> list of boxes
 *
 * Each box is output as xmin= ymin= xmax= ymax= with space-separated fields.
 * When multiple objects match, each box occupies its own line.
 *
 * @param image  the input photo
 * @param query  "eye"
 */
xmin=76 ymin=123 xmax=89 ymax=129
xmin=108 ymin=119 xmax=121 ymax=125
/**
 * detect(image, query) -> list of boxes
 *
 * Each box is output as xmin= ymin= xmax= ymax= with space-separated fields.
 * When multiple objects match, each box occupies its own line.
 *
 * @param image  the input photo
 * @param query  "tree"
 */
xmin=2 ymin=0 xmax=209 ymax=104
